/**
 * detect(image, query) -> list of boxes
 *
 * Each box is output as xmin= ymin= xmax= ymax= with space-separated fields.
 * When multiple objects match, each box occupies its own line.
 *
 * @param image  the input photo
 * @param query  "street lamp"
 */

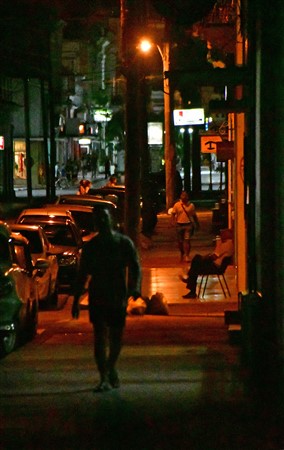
xmin=139 ymin=38 xmax=176 ymax=209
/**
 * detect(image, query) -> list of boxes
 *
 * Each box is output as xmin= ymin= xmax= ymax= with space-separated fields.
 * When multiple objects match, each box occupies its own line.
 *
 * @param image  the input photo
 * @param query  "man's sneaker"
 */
xmin=93 ymin=380 xmax=112 ymax=393
xmin=179 ymin=274 xmax=188 ymax=284
xmin=182 ymin=292 xmax=197 ymax=299
xmin=108 ymin=369 xmax=120 ymax=388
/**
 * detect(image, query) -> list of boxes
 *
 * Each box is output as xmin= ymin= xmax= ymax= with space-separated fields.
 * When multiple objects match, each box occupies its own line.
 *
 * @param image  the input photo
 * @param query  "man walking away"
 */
xmin=72 ymin=208 xmax=141 ymax=392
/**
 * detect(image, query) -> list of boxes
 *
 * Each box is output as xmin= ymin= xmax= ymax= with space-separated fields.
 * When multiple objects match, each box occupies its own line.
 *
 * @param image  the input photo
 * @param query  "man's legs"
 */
xmin=183 ymin=238 xmax=191 ymax=262
xmin=93 ymin=321 xmax=109 ymax=383
xmin=176 ymin=227 xmax=184 ymax=261
xmin=183 ymin=256 xmax=218 ymax=298
xmin=92 ymin=308 xmax=126 ymax=391
xmin=177 ymin=226 xmax=191 ymax=261
xmin=107 ymin=325 xmax=125 ymax=388
xmin=182 ymin=255 xmax=203 ymax=297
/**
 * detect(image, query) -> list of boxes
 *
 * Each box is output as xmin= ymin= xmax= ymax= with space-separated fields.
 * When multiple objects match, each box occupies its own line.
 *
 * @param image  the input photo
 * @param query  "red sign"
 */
xmin=216 ymin=141 xmax=234 ymax=161
xmin=0 ymin=136 xmax=4 ymax=150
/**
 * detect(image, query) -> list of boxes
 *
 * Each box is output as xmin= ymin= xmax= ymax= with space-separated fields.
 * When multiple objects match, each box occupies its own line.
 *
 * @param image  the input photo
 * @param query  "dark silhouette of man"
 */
xmin=72 ymin=208 xmax=141 ymax=392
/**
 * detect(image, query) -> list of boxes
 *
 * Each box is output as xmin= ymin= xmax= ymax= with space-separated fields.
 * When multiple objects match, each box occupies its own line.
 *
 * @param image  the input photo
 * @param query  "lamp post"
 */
xmin=140 ymin=39 xmax=176 ymax=209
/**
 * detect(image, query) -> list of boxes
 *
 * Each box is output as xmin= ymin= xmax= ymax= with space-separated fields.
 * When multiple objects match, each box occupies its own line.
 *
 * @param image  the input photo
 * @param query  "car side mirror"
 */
xmin=34 ymin=258 xmax=50 ymax=271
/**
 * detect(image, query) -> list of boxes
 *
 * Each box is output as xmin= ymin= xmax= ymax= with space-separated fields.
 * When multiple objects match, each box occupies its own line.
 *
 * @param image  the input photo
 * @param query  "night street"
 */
xmin=1 ymin=295 xmax=283 ymax=450
xmin=1 ymin=1 xmax=284 ymax=447
xmin=0 ymin=297 xmax=252 ymax=450
xmin=1 ymin=212 xmax=283 ymax=450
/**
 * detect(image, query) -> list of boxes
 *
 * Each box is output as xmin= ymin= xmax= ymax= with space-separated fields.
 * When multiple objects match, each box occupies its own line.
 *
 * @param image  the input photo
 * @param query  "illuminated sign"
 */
xmin=0 ymin=136 xmax=4 ymax=150
xmin=200 ymin=134 xmax=222 ymax=153
xmin=79 ymin=138 xmax=91 ymax=145
xmin=94 ymin=109 xmax=112 ymax=122
xmin=148 ymin=122 xmax=163 ymax=145
xmin=173 ymin=108 xmax=204 ymax=126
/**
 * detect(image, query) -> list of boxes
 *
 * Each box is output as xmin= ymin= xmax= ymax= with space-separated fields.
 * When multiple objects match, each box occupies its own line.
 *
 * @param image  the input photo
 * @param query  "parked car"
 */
xmin=10 ymin=224 xmax=59 ymax=306
xmin=88 ymin=185 xmax=125 ymax=211
xmin=55 ymin=194 xmax=123 ymax=232
xmin=44 ymin=203 xmax=98 ymax=241
xmin=15 ymin=209 xmax=83 ymax=291
xmin=89 ymin=185 xmax=125 ymax=207
xmin=0 ymin=221 xmax=49 ymax=356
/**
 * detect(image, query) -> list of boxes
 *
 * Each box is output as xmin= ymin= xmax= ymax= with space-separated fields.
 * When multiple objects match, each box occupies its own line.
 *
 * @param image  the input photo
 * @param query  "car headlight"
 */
xmin=57 ymin=255 xmax=77 ymax=266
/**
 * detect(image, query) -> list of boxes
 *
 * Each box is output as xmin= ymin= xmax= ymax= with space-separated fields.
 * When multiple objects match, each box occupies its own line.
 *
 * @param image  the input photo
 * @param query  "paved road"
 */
xmin=0 ymin=296 xmax=251 ymax=450
xmin=1 ymin=293 xmax=282 ymax=450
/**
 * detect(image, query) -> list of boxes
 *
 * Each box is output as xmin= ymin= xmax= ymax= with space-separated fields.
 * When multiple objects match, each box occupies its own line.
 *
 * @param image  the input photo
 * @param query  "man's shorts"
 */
xmin=176 ymin=223 xmax=194 ymax=241
xmin=90 ymin=305 xmax=127 ymax=328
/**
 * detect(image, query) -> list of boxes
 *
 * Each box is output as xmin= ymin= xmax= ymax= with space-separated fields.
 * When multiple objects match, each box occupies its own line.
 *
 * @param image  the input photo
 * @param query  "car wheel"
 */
xmin=0 ymin=323 xmax=18 ymax=357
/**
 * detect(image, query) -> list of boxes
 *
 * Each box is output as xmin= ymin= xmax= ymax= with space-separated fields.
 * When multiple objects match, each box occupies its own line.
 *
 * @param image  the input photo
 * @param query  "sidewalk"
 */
xmin=140 ymin=211 xmax=238 ymax=317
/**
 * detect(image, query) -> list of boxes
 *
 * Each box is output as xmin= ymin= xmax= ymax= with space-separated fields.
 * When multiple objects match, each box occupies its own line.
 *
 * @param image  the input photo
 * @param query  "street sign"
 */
xmin=217 ymin=141 xmax=234 ymax=161
xmin=0 ymin=136 xmax=4 ymax=150
xmin=200 ymin=134 xmax=222 ymax=153
xmin=173 ymin=108 xmax=204 ymax=126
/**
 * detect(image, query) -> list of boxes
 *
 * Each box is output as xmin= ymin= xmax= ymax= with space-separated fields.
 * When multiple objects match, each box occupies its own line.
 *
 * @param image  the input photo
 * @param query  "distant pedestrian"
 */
xmin=171 ymin=191 xmax=199 ymax=262
xmin=91 ymin=153 xmax=98 ymax=179
xmin=105 ymin=175 xmax=117 ymax=187
xmin=72 ymin=208 xmax=141 ymax=392
xmin=104 ymin=158 xmax=111 ymax=179
xmin=77 ymin=179 xmax=91 ymax=195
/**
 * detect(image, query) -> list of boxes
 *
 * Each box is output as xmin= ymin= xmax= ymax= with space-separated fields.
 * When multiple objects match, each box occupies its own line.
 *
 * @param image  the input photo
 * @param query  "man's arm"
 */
xmin=213 ymin=239 xmax=234 ymax=265
xmin=192 ymin=212 xmax=200 ymax=230
xmin=126 ymin=239 xmax=142 ymax=299
xmin=72 ymin=247 xmax=90 ymax=319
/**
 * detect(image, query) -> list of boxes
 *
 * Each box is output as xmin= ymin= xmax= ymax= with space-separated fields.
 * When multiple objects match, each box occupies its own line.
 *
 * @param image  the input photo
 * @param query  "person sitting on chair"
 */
xmin=180 ymin=228 xmax=234 ymax=299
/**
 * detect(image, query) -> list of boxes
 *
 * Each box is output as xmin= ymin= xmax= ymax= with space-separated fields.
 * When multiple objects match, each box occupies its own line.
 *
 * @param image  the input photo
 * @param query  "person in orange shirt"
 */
xmin=171 ymin=191 xmax=199 ymax=262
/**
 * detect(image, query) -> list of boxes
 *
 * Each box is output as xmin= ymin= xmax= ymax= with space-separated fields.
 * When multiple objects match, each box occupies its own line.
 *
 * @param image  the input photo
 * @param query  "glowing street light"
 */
xmin=139 ymin=39 xmax=152 ymax=53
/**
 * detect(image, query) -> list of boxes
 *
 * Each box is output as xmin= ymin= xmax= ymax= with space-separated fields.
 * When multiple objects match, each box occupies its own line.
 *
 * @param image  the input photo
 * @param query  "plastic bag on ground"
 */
xmin=146 ymin=292 xmax=169 ymax=315
xmin=127 ymin=296 xmax=147 ymax=315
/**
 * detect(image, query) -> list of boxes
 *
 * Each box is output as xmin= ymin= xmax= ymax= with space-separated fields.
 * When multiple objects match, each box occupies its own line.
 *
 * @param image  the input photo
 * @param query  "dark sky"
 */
xmin=33 ymin=0 xmax=119 ymax=19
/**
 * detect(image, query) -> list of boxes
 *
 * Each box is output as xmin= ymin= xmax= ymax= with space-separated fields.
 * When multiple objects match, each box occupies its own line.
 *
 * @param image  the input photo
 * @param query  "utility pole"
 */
xmin=120 ymin=0 xmax=144 ymax=246
xmin=24 ymin=78 xmax=33 ymax=200
xmin=160 ymin=36 xmax=176 ymax=209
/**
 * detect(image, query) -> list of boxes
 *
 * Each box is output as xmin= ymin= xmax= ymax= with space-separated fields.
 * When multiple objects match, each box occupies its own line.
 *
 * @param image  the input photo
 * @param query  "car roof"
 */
xmin=10 ymin=223 xmax=43 ymax=232
xmin=45 ymin=203 xmax=94 ymax=213
xmin=18 ymin=207 xmax=73 ymax=216
xmin=101 ymin=185 xmax=125 ymax=190
xmin=89 ymin=187 xmax=125 ymax=195
xmin=56 ymin=195 xmax=117 ymax=208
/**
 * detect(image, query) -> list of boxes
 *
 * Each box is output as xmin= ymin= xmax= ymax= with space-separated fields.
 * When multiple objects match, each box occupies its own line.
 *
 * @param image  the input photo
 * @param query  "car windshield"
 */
xmin=40 ymin=224 xmax=77 ymax=246
xmin=19 ymin=216 xmax=77 ymax=246
xmin=69 ymin=211 xmax=95 ymax=232
xmin=20 ymin=215 xmax=67 ymax=226
xmin=14 ymin=230 xmax=43 ymax=254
